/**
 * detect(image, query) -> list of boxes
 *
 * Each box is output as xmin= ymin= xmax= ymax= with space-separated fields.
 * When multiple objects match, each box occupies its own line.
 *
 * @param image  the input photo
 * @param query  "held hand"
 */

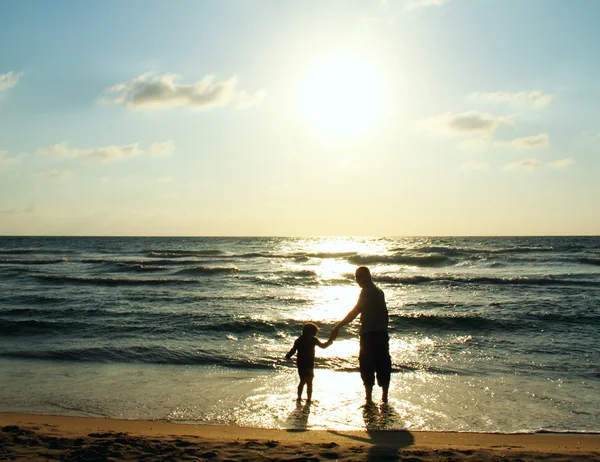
xmin=329 ymin=327 xmax=339 ymax=342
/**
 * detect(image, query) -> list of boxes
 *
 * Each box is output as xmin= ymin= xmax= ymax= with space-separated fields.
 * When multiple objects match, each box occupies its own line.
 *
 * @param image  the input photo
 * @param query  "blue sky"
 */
xmin=1 ymin=0 xmax=599 ymax=236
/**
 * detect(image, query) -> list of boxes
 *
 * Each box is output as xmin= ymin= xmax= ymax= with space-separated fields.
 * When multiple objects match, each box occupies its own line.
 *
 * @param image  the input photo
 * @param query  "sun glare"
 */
xmin=298 ymin=53 xmax=385 ymax=141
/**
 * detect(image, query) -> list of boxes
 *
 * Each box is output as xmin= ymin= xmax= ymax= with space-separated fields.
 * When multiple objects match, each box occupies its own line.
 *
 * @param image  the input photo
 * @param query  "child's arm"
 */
xmin=285 ymin=343 xmax=297 ymax=359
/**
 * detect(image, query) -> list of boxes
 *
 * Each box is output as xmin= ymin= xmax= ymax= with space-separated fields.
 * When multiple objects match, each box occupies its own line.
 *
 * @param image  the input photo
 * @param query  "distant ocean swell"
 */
xmin=4 ymin=308 xmax=599 ymax=339
xmin=2 ymin=254 xmax=599 ymax=271
xmin=14 ymin=271 xmax=599 ymax=288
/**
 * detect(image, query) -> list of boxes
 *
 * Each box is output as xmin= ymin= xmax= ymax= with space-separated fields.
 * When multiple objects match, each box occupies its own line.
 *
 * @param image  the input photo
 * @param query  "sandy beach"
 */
xmin=1 ymin=412 xmax=599 ymax=461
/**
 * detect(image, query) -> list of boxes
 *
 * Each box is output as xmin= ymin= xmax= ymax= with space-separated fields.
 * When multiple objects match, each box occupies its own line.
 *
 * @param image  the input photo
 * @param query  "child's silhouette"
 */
xmin=285 ymin=323 xmax=333 ymax=401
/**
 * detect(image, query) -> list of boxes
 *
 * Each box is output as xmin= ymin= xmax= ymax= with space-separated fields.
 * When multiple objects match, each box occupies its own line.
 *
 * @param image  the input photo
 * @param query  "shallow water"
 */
xmin=0 ymin=236 xmax=599 ymax=432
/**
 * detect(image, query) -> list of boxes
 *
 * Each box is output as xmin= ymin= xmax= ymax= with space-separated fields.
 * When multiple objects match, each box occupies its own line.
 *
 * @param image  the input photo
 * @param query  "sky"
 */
xmin=0 ymin=0 xmax=599 ymax=236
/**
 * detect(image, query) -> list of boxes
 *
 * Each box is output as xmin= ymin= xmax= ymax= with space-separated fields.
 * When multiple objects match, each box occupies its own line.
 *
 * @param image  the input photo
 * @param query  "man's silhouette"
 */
xmin=330 ymin=266 xmax=392 ymax=403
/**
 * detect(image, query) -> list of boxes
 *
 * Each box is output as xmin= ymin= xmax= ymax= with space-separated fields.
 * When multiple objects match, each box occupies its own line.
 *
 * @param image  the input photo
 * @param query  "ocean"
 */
xmin=0 ymin=236 xmax=598 ymax=433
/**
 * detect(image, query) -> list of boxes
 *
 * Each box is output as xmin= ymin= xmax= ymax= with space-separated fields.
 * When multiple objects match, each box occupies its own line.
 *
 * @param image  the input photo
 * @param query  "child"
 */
xmin=285 ymin=323 xmax=333 ymax=401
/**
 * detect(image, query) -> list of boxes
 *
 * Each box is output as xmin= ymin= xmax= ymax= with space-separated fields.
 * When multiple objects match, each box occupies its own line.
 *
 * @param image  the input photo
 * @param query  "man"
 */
xmin=330 ymin=266 xmax=392 ymax=403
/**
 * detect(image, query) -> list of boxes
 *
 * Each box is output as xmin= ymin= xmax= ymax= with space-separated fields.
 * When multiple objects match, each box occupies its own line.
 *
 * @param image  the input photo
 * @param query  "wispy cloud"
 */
xmin=0 ymin=150 xmax=22 ymax=165
xmin=37 ymin=142 xmax=142 ymax=163
xmin=101 ymin=73 xmax=265 ymax=110
xmin=506 ymin=158 xmax=575 ymax=170
xmin=41 ymin=169 xmax=72 ymax=179
xmin=406 ymin=0 xmax=448 ymax=8
xmin=495 ymin=133 xmax=550 ymax=149
xmin=426 ymin=111 xmax=554 ymax=153
xmin=506 ymin=158 xmax=543 ymax=170
xmin=427 ymin=111 xmax=514 ymax=139
xmin=158 ymin=176 xmax=174 ymax=183
xmin=0 ymin=71 xmax=23 ymax=93
xmin=0 ymin=204 xmax=34 ymax=215
xmin=549 ymin=158 xmax=575 ymax=169
xmin=472 ymin=90 xmax=553 ymax=108
xmin=149 ymin=140 xmax=175 ymax=158
xmin=582 ymin=130 xmax=600 ymax=141
xmin=36 ymin=140 xmax=175 ymax=163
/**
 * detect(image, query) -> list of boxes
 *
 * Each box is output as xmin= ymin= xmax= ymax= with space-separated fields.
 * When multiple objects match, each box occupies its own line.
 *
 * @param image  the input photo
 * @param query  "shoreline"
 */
xmin=2 ymin=412 xmax=600 ymax=461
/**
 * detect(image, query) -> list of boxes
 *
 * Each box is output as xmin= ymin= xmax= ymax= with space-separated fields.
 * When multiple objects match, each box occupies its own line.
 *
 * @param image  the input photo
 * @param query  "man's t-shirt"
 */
xmin=355 ymin=282 xmax=388 ymax=335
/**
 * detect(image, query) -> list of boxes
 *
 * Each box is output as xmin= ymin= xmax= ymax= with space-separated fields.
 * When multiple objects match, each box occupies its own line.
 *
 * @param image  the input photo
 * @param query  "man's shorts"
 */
xmin=359 ymin=331 xmax=392 ymax=388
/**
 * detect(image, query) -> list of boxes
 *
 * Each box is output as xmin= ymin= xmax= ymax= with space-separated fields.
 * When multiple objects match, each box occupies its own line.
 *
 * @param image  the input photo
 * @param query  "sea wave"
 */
xmin=390 ymin=312 xmax=600 ymax=331
xmin=0 ymin=258 xmax=66 ymax=265
xmin=174 ymin=266 xmax=239 ymax=276
xmin=348 ymin=254 xmax=452 ymax=267
xmin=0 ymin=319 xmax=90 ymax=336
xmin=0 ymin=248 xmax=77 ymax=255
xmin=390 ymin=313 xmax=521 ymax=332
xmin=579 ymin=257 xmax=600 ymax=266
xmin=0 ymin=310 xmax=321 ymax=337
xmin=80 ymin=258 xmax=211 ymax=266
xmin=377 ymin=274 xmax=600 ymax=288
xmin=410 ymin=246 xmax=555 ymax=256
xmin=115 ymin=263 xmax=169 ymax=272
xmin=0 ymin=346 xmax=280 ymax=369
xmin=29 ymin=274 xmax=202 ymax=286
xmin=146 ymin=249 xmax=225 ymax=258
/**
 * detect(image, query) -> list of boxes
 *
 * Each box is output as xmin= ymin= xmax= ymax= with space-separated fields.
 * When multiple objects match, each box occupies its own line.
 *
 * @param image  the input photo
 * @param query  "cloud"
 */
xmin=101 ymin=73 xmax=265 ymax=110
xmin=427 ymin=111 xmax=514 ymax=138
xmin=36 ymin=140 xmax=176 ymax=163
xmin=472 ymin=90 xmax=553 ymax=108
xmin=158 ymin=176 xmax=174 ymax=183
xmin=406 ymin=0 xmax=447 ymax=7
xmin=149 ymin=140 xmax=175 ymax=158
xmin=549 ymin=158 xmax=575 ymax=169
xmin=41 ymin=169 xmax=72 ymax=179
xmin=0 ymin=71 xmax=23 ymax=93
xmin=37 ymin=142 xmax=142 ymax=163
xmin=495 ymin=133 xmax=550 ymax=149
xmin=506 ymin=158 xmax=542 ymax=170
xmin=0 ymin=204 xmax=34 ymax=215
xmin=506 ymin=157 xmax=575 ymax=171
xmin=0 ymin=150 xmax=22 ymax=166
xmin=582 ymin=130 xmax=600 ymax=141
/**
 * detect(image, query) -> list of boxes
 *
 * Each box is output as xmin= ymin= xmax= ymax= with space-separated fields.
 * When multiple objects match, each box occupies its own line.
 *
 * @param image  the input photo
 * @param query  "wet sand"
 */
xmin=1 ymin=412 xmax=599 ymax=461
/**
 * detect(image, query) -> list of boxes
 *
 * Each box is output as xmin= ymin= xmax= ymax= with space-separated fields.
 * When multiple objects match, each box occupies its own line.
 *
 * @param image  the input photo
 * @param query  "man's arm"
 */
xmin=330 ymin=305 xmax=361 ymax=340
xmin=316 ymin=339 xmax=332 ymax=348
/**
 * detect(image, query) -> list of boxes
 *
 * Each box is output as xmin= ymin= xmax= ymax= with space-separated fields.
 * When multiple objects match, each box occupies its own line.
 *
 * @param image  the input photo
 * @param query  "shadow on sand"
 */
xmin=285 ymin=399 xmax=311 ymax=432
xmin=329 ymin=402 xmax=414 ymax=461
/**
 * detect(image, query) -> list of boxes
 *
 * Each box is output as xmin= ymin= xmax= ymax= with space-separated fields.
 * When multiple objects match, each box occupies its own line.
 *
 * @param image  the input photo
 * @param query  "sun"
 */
xmin=298 ymin=53 xmax=385 ymax=141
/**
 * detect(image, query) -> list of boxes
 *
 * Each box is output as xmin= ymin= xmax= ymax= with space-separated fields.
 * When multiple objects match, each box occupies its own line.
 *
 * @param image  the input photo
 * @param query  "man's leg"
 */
xmin=359 ymin=335 xmax=376 ymax=403
xmin=375 ymin=333 xmax=392 ymax=403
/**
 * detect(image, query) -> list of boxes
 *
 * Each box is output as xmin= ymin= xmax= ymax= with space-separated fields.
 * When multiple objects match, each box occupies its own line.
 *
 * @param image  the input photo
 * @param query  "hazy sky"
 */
xmin=1 ymin=0 xmax=599 ymax=236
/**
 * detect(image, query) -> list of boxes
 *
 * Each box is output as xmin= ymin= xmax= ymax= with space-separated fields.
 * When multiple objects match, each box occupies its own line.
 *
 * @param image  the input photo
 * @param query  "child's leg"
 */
xmin=306 ymin=376 xmax=313 ymax=402
xmin=297 ymin=377 xmax=306 ymax=399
